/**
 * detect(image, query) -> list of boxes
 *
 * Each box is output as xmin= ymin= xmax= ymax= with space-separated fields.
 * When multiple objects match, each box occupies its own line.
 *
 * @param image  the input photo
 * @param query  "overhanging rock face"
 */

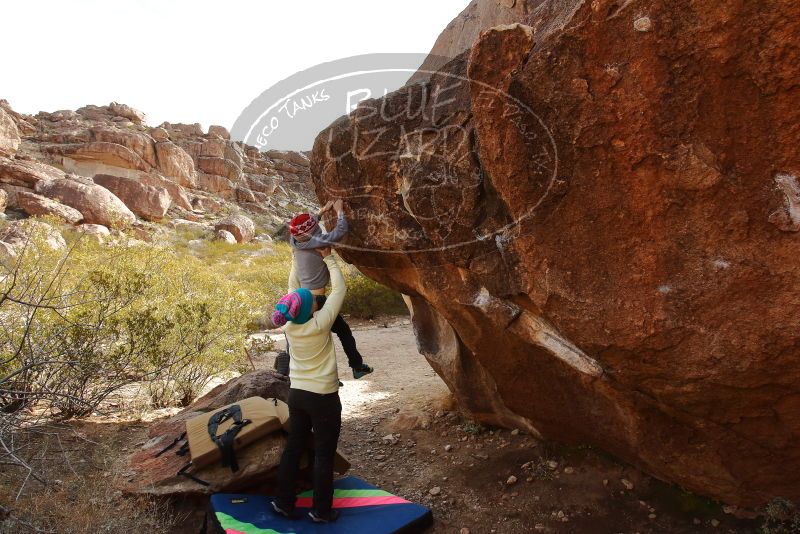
xmin=311 ymin=0 xmax=800 ymax=507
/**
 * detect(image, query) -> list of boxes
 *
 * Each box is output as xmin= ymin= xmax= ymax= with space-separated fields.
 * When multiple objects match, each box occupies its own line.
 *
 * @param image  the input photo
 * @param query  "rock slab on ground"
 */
xmin=119 ymin=369 xmax=290 ymax=495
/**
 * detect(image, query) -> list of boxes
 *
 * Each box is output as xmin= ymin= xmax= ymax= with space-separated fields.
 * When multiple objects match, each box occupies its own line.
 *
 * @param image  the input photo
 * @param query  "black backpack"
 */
xmin=273 ymin=350 xmax=290 ymax=376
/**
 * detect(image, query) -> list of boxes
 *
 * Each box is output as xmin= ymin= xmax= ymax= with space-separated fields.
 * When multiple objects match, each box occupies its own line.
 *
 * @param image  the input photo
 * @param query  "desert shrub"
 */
xmin=188 ymin=240 xmax=407 ymax=320
xmin=460 ymin=420 xmax=486 ymax=435
xmin=0 ymin=227 xmax=407 ymax=422
xmin=0 ymin=232 xmax=253 ymax=419
xmin=762 ymin=497 xmax=800 ymax=534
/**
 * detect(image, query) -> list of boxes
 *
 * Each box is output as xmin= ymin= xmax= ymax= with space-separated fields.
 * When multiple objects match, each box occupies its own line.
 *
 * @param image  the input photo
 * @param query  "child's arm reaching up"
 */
xmin=293 ymin=200 xmax=348 ymax=250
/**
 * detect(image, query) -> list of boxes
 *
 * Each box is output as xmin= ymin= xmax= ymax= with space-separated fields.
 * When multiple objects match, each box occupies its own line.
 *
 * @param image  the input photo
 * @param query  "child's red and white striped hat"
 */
xmin=289 ymin=213 xmax=318 ymax=237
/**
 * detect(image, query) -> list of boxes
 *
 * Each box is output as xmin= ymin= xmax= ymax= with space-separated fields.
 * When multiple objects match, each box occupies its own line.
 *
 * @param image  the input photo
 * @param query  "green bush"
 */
xmin=184 ymin=239 xmax=407 ymax=321
xmin=0 ymin=231 xmax=255 ymax=415
xmin=339 ymin=263 xmax=408 ymax=318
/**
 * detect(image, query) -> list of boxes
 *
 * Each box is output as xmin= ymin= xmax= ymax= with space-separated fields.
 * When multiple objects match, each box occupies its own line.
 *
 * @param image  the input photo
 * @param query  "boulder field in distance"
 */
xmin=0 ymin=99 xmax=317 ymax=247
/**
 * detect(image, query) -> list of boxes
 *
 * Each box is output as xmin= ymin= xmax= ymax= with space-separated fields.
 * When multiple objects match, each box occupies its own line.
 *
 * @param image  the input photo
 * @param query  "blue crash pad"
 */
xmin=208 ymin=475 xmax=432 ymax=533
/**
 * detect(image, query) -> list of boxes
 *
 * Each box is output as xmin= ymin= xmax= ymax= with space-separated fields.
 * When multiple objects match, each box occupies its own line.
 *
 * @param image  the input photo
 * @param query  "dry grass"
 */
xmin=0 ymin=421 xmax=186 ymax=534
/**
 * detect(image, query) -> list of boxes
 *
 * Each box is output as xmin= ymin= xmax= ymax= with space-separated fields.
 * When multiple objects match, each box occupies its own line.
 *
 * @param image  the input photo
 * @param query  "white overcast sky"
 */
xmin=2 ymin=0 xmax=467 ymax=129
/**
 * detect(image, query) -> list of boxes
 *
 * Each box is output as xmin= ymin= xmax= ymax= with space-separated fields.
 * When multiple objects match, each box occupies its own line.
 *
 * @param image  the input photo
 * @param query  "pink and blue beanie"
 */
xmin=271 ymin=288 xmax=314 ymax=326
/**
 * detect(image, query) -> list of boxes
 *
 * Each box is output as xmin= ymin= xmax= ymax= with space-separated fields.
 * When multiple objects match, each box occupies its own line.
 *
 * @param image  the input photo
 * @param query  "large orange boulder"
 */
xmin=311 ymin=0 xmax=800 ymax=507
xmin=93 ymin=174 xmax=171 ymax=221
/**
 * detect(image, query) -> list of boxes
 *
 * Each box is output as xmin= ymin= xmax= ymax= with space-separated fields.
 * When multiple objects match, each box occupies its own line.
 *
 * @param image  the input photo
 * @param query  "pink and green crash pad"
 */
xmin=205 ymin=476 xmax=433 ymax=533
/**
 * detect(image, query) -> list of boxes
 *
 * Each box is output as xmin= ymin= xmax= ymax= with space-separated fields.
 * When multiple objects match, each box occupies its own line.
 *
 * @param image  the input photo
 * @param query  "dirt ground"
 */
xmin=1 ymin=319 xmax=766 ymax=533
xmin=302 ymin=319 xmax=761 ymax=534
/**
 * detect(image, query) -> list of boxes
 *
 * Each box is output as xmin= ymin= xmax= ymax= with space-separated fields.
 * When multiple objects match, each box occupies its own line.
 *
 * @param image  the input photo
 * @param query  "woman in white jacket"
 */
xmin=270 ymin=246 xmax=345 ymax=524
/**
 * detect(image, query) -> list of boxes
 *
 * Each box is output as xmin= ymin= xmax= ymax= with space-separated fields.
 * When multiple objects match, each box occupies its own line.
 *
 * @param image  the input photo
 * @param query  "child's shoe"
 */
xmin=353 ymin=364 xmax=374 ymax=379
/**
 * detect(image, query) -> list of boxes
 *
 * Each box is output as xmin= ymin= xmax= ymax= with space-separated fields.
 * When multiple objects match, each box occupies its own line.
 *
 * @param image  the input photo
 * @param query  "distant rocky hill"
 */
xmin=0 ymin=99 xmax=316 ymax=249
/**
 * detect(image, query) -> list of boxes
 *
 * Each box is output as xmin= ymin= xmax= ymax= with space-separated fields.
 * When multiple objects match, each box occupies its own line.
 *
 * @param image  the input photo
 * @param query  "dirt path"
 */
xmin=287 ymin=319 xmax=761 ymax=534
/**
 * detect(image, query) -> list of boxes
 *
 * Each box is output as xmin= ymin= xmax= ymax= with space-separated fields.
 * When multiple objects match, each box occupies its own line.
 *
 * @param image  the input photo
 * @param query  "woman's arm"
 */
xmin=287 ymin=254 xmax=300 ymax=293
xmin=313 ymin=253 xmax=346 ymax=331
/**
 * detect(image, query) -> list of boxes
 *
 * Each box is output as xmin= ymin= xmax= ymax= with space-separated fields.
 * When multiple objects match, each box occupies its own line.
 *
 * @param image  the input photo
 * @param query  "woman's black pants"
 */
xmin=275 ymin=388 xmax=342 ymax=515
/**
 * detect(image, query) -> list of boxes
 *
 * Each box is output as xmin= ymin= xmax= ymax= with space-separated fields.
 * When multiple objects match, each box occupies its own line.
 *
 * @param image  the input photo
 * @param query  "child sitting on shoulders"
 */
xmin=272 ymin=199 xmax=373 ymax=379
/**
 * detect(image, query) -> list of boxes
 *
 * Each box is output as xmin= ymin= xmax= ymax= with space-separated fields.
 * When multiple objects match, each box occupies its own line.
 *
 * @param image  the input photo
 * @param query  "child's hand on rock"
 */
xmin=317 ymin=246 xmax=332 ymax=258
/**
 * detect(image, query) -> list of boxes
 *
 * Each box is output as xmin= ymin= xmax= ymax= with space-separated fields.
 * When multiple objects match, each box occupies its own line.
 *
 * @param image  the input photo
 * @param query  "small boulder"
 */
xmin=197 ymin=156 xmax=242 ymax=183
xmin=17 ymin=191 xmax=84 ymax=224
xmin=235 ymin=187 xmax=257 ymax=204
xmin=150 ymin=127 xmax=169 ymax=142
xmin=214 ymin=229 xmax=237 ymax=244
xmin=214 ymin=214 xmax=255 ymax=243
xmin=77 ymin=223 xmax=111 ymax=243
xmin=197 ymin=172 xmax=234 ymax=195
xmin=108 ymin=102 xmax=146 ymax=125
xmin=117 ymin=370 xmax=300 ymax=496
xmin=207 ymin=125 xmax=231 ymax=140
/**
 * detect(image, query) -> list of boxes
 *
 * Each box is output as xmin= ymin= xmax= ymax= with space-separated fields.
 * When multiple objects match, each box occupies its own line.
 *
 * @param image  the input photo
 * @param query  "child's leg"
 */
xmin=330 ymin=314 xmax=364 ymax=369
